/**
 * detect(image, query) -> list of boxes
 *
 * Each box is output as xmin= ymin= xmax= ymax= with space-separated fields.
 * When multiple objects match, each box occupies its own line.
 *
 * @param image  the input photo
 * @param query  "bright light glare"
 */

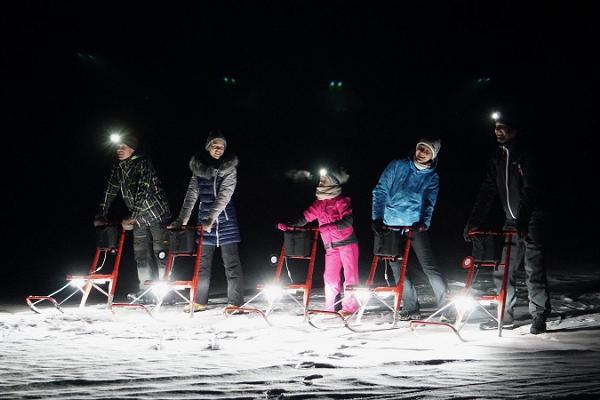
xmin=491 ymin=112 xmax=501 ymax=121
xmin=270 ymin=255 xmax=278 ymax=264
xmin=319 ymin=168 xmax=328 ymax=177
xmin=264 ymin=284 xmax=283 ymax=301
xmin=353 ymin=287 xmax=371 ymax=303
xmin=110 ymin=133 xmax=122 ymax=144
xmin=151 ymin=282 xmax=171 ymax=298
xmin=453 ymin=295 xmax=478 ymax=313
xmin=70 ymin=279 xmax=86 ymax=288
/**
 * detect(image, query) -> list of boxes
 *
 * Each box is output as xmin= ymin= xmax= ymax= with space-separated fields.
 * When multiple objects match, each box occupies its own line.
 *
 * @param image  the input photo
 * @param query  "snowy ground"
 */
xmin=2 ymin=270 xmax=600 ymax=399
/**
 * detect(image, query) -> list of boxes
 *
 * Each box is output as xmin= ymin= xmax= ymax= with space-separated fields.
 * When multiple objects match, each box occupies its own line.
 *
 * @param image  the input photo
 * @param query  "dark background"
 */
xmin=2 ymin=2 xmax=598 ymax=301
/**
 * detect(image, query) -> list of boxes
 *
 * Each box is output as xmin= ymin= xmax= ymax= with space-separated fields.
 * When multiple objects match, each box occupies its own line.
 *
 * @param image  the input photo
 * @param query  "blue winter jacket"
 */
xmin=372 ymin=157 xmax=439 ymax=229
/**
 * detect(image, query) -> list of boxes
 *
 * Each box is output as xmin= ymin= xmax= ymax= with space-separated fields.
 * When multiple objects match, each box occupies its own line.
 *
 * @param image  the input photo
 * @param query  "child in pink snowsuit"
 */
xmin=279 ymin=168 xmax=360 ymax=315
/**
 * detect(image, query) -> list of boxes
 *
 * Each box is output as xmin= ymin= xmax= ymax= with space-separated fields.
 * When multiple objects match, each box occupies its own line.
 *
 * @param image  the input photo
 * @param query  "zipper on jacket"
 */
xmin=215 ymin=219 xmax=220 ymax=247
xmin=214 ymin=172 xmax=220 ymax=247
xmin=503 ymin=146 xmax=517 ymax=219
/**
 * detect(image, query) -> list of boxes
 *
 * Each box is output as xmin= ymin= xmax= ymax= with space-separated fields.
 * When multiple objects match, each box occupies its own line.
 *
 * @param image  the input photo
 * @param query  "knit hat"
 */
xmin=205 ymin=130 xmax=227 ymax=151
xmin=416 ymin=138 xmax=441 ymax=159
xmin=321 ymin=167 xmax=350 ymax=186
xmin=121 ymin=134 xmax=139 ymax=151
xmin=491 ymin=109 xmax=525 ymax=129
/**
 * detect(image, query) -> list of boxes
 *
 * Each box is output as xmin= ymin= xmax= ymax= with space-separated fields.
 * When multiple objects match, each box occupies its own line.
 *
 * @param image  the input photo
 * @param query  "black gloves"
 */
xmin=371 ymin=219 xmax=384 ymax=234
xmin=463 ymin=225 xmax=478 ymax=242
xmin=94 ymin=215 xmax=108 ymax=227
xmin=411 ymin=222 xmax=427 ymax=232
xmin=168 ymin=219 xmax=183 ymax=230
xmin=121 ymin=218 xmax=137 ymax=231
xmin=289 ymin=215 xmax=308 ymax=227
xmin=516 ymin=218 xmax=529 ymax=238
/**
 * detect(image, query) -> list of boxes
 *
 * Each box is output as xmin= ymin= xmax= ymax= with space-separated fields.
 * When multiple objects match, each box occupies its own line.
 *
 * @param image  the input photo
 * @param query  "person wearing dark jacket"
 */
xmin=171 ymin=130 xmax=243 ymax=312
xmin=94 ymin=134 xmax=171 ymax=301
xmin=464 ymin=110 xmax=550 ymax=334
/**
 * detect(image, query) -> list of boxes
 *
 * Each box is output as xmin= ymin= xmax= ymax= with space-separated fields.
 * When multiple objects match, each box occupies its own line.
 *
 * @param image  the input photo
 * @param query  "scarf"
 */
xmin=316 ymin=184 xmax=342 ymax=200
xmin=413 ymin=159 xmax=431 ymax=170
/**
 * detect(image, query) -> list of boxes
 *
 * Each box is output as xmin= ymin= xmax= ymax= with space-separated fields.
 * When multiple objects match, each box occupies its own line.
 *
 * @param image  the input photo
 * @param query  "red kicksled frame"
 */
xmin=308 ymin=226 xmax=415 ymax=331
xmin=111 ymin=225 xmax=204 ymax=317
xmin=226 ymin=226 xmax=319 ymax=321
xmin=410 ymin=230 xmax=519 ymax=339
xmin=26 ymin=224 xmax=126 ymax=313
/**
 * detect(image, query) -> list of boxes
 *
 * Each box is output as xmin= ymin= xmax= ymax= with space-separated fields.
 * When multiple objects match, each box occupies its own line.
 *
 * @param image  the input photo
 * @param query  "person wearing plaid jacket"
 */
xmin=94 ymin=134 xmax=171 ymax=300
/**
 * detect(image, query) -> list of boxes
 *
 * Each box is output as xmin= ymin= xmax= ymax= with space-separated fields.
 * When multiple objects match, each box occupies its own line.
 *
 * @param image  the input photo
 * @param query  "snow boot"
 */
xmin=530 ymin=315 xmax=547 ymax=335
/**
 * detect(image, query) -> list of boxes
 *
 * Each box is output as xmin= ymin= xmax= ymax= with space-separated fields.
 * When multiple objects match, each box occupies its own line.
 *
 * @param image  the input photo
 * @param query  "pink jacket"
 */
xmin=303 ymin=196 xmax=357 ymax=248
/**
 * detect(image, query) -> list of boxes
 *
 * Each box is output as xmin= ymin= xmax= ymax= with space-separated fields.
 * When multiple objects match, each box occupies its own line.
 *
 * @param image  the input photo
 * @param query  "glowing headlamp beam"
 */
xmin=319 ymin=168 xmax=328 ymax=177
xmin=110 ymin=133 xmax=122 ymax=144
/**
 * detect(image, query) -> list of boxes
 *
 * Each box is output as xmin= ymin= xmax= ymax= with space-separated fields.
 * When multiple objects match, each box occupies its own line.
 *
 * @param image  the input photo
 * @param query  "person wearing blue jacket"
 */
xmin=171 ymin=130 xmax=244 ymax=312
xmin=371 ymin=138 xmax=448 ymax=320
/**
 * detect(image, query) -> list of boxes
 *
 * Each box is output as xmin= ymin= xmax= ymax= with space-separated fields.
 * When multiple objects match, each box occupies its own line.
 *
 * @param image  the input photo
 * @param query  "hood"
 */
xmin=189 ymin=152 xmax=239 ymax=178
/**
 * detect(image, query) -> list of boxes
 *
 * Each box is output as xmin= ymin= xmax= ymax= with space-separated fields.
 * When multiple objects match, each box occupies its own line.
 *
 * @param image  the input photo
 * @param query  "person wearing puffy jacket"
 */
xmin=371 ymin=138 xmax=447 ymax=321
xmin=279 ymin=168 xmax=359 ymax=318
xmin=171 ymin=130 xmax=243 ymax=312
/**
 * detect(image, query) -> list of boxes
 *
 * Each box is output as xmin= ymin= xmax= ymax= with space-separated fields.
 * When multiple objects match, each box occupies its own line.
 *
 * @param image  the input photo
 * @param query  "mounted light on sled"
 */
xmin=264 ymin=284 xmax=283 ymax=301
xmin=70 ymin=279 xmax=86 ymax=288
xmin=151 ymin=282 xmax=171 ymax=299
xmin=353 ymin=287 xmax=371 ymax=303
xmin=453 ymin=295 xmax=478 ymax=313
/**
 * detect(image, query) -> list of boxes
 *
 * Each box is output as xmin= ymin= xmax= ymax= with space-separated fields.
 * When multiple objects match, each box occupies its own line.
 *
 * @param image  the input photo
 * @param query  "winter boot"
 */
xmin=338 ymin=310 xmax=355 ymax=319
xmin=530 ymin=315 xmax=547 ymax=335
xmin=398 ymin=310 xmax=422 ymax=321
xmin=479 ymin=318 xmax=514 ymax=330
xmin=184 ymin=302 xmax=207 ymax=313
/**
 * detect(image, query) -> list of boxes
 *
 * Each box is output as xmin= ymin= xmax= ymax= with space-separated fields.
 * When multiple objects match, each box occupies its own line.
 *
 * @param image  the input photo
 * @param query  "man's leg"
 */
xmin=221 ymin=243 xmax=244 ymax=306
xmin=133 ymin=224 xmax=153 ymax=290
xmin=524 ymin=213 xmax=550 ymax=319
xmin=411 ymin=230 xmax=448 ymax=308
xmin=150 ymin=222 xmax=169 ymax=280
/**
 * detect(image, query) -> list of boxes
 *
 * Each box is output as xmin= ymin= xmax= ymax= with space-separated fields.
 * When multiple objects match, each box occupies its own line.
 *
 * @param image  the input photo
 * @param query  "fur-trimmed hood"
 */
xmin=189 ymin=152 xmax=239 ymax=178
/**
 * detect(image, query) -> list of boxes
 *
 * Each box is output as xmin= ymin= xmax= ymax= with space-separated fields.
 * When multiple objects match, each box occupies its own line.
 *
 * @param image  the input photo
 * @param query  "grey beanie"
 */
xmin=121 ymin=134 xmax=139 ymax=151
xmin=205 ymin=130 xmax=227 ymax=151
xmin=322 ymin=167 xmax=350 ymax=185
xmin=416 ymin=138 xmax=442 ymax=159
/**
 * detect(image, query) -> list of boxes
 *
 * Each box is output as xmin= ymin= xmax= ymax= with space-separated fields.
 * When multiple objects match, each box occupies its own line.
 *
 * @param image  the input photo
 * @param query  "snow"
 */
xmin=2 ymin=271 xmax=600 ymax=399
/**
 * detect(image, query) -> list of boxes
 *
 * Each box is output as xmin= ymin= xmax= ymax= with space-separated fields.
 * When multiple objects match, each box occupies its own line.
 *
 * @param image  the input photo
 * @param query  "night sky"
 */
xmin=2 ymin=2 xmax=598 ymax=300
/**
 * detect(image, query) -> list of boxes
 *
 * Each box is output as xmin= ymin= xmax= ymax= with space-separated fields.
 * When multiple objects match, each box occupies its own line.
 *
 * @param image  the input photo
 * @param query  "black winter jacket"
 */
xmin=467 ymin=139 xmax=543 ymax=231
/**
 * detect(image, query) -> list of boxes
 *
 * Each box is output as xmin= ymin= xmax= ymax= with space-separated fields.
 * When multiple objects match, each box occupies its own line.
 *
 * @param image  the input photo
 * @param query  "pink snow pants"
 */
xmin=323 ymin=242 xmax=360 ymax=312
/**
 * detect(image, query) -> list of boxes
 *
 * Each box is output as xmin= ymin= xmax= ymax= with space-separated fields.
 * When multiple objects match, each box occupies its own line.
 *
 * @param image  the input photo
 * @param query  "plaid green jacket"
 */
xmin=98 ymin=154 xmax=171 ymax=225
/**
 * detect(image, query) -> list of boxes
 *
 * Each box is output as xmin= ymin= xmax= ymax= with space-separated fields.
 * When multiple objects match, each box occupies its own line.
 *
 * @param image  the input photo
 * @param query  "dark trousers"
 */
xmin=133 ymin=221 xmax=169 ymax=290
xmin=389 ymin=230 xmax=448 ymax=312
xmin=495 ymin=218 xmax=550 ymax=321
xmin=196 ymin=243 xmax=244 ymax=306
